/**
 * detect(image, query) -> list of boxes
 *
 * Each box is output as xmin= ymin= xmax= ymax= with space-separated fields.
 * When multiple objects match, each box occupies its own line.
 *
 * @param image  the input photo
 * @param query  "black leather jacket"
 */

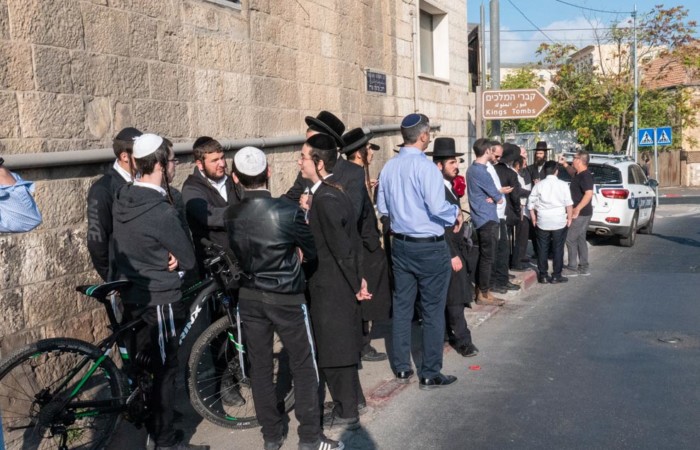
xmin=224 ymin=190 xmax=316 ymax=302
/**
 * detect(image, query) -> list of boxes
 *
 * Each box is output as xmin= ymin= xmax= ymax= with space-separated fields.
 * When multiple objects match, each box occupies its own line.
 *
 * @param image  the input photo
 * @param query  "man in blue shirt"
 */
xmin=377 ymin=113 xmax=461 ymax=390
xmin=467 ymin=138 xmax=505 ymax=306
xmin=0 ymin=158 xmax=42 ymax=233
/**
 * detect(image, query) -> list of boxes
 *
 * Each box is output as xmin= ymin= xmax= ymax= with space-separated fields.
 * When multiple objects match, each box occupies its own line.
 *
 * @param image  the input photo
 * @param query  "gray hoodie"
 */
xmin=112 ymin=183 xmax=196 ymax=305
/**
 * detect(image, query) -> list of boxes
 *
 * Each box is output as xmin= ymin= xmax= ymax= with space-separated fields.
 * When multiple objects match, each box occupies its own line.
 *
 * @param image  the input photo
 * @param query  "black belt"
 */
xmin=392 ymin=233 xmax=444 ymax=243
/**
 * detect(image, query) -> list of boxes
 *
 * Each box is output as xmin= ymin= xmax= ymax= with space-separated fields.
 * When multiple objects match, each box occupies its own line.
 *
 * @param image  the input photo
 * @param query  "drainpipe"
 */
xmin=411 ymin=2 xmax=420 ymax=112
xmin=2 ymin=124 xmax=440 ymax=171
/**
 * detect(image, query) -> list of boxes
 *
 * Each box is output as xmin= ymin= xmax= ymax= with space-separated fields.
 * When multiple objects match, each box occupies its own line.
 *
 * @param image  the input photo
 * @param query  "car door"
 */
xmin=628 ymin=164 xmax=652 ymax=224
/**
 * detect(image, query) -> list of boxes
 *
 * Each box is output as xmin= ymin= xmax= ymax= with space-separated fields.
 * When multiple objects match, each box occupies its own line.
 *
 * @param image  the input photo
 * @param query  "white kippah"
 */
xmin=133 ymin=133 xmax=164 ymax=158
xmin=234 ymin=146 xmax=267 ymax=176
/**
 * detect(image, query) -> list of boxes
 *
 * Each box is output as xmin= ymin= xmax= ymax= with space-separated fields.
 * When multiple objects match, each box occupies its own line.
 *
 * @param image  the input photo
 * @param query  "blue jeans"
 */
xmin=390 ymin=239 xmax=451 ymax=379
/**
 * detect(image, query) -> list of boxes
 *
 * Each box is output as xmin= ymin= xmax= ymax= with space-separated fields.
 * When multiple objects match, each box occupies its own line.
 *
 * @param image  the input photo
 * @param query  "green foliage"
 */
xmin=535 ymin=5 xmax=698 ymax=152
xmin=499 ymin=68 xmax=541 ymax=133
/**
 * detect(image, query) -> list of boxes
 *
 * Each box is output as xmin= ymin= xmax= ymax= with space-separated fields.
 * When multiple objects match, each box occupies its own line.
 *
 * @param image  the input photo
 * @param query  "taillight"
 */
xmin=601 ymin=189 xmax=629 ymax=199
xmin=605 ymin=217 xmax=621 ymax=224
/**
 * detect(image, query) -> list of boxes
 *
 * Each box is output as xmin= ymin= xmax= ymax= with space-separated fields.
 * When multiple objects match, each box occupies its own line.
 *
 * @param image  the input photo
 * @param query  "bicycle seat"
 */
xmin=76 ymin=280 xmax=132 ymax=300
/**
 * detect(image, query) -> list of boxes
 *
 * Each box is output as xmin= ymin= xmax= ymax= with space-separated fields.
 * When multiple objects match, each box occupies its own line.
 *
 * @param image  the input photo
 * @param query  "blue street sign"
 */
xmin=638 ymin=128 xmax=654 ymax=147
xmin=657 ymin=126 xmax=672 ymax=146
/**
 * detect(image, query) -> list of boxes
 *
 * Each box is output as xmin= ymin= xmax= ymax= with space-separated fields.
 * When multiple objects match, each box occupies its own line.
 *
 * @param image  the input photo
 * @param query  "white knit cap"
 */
xmin=133 ymin=133 xmax=164 ymax=158
xmin=234 ymin=146 xmax=267 ymax=176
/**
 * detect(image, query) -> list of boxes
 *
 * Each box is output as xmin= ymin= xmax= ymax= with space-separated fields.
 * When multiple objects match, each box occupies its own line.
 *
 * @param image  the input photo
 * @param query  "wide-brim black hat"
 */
xmin=531 ymin=140 xmax=551 ymax=152
xmin=501 ymin=143 xmax=521 ymax=164
xmin=341 ymin=128 xmax=374 ymax=154
xmin=305 ymin=111 xmax=345 ymax=147
xmin=426 ymin=137 xmax=464 ymax=161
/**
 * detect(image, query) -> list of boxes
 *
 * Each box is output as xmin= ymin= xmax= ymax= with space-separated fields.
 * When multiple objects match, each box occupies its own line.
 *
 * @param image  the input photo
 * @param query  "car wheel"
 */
xmin=619 ymin=213 xmax=638 ymax=247
xmin=639 ymin=207 xmax=655 ymax=235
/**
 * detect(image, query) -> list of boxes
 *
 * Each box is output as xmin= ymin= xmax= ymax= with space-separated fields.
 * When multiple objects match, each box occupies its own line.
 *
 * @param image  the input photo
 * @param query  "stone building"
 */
xmin=0 ymin=0 xmax=475 ymax=355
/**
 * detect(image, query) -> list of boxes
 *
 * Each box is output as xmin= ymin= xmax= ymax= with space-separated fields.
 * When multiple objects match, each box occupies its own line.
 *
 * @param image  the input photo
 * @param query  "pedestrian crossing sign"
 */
xmin=638 ymin=128 xmax=654 ymax=147
xmin=657 ymin=126 xmax=672 ymax=145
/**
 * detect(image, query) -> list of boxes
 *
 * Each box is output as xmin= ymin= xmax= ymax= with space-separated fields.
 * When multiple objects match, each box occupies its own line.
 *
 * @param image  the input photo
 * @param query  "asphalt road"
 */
xmin=351 ymin=201 xmax=700 ymax=450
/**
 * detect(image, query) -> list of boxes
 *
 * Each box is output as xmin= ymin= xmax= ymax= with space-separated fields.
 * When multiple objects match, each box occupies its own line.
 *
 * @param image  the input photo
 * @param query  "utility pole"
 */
xmin=489 ymin=0 xmax=501 ymax=139
xmin=632 ymin=4 xmax=639 ymax=162
xmin=477 ymin=3 xmax=487 ymax=141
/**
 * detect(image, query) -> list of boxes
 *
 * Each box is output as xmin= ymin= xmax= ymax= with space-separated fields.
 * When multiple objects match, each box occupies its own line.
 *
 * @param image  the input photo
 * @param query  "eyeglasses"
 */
xmin=298 ymin=155 xmax=314 ymax=161
xmin=493 ymin=154 xmax=502 ymax=159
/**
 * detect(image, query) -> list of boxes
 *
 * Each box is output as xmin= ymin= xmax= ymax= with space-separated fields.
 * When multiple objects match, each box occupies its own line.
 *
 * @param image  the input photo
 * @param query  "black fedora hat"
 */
xmin=531 ymin=141 xmax=552 ymax=152
xmin=305 ymin=111 xmax=345 ymax=147
xmin=341 ymin=128 xmax=374 ymax=154
xmin=500 ymin=143 xmax=520 ymax=164
xmin=426 ymin=137 xmax=464 ymax=161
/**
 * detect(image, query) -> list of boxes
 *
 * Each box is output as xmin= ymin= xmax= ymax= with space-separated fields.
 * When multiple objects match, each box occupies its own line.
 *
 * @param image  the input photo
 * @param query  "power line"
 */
xmin=488 ymin=27 xmax=643 ymax=33
xmin=505 ymin=0 xmax=556 ymax=43
xmin=554 ymin=0 xmax=631 ymax=15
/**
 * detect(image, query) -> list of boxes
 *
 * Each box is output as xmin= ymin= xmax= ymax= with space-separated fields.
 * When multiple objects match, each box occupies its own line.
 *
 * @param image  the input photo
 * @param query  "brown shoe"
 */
xmin=475 ymin=290 xmax=505 ymax=306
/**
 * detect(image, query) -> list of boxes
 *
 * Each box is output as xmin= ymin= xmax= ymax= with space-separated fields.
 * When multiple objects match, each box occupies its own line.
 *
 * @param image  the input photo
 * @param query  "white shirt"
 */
xmin=201 ymin=170 xmax=228 ymax=202
xmin=134 ymin=181 xmax=167 ymax=197
xmin=443 ymin=179 xmax=458 ymax=201
xmin=113 ymin=160 xmax=134 ymax=183
xmin=527 ymin=175 xmax=573 ymax=230
xmin=487 ymin=162 xmax=506 ymax=219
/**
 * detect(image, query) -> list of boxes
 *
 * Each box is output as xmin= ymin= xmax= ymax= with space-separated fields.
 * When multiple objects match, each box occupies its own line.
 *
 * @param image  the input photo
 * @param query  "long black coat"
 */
xmin=444 ymin=185 xmax=472 ymax=306
xmin=357 ymin=193 xmax=392 ymax=321
xmin=494 ymin=163 xmax=523 ymax=226
xmin=307 ymin=183 xmax=363 ymax=368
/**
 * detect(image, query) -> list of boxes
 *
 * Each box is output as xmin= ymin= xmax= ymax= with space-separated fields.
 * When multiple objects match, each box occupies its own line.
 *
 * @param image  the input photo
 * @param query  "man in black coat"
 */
xmin=224 ymin=146 xmax=342 ymax=450
xmin=428 ymin=138 xmax=478 ymax=358
xmin=299 ymin=133 xmax=371 ymax=432
xmin=86 ymin=127 xmax=142 ymax=281
xmin=182 ymin=137 xmax=243 ymax=272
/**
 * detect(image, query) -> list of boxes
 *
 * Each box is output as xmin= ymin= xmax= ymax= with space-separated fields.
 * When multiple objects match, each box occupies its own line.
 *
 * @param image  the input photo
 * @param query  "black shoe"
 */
xmin=264 ymin=437 xmax=285 ymax=450
xmin=503 ymin=281 xmax=521 ymax=291
xmin=491 ymin=285 xmax=508 ymax=294
xmin=418 ymin=373 xmax=457 ymax=390
xmin=510 ymin=265 xmax=530 ymax=272
xmin=155 ymin=442 xmax=210 ymax=450
xmin=220 ymin=370 xmax=246 ymax=407
xmin=537 ymin=274 xmax=552 ymax=284
xmin=324 ymin=401 xmax=367 ymax=416
xmin=456 ymin=342 xmax=479 ymax=357
xmin=395 ymin=369 xmax=414 ymax=384
xmin=551 ymin=276 xmax=568 ymax=284
xmin=508 ymin=274 xmax=516 ymax=280
xmin=322 ymin=410 xmax=360 ymax=431
xmin=298 ymin=437 xmax=345 ymax=450
xmin=361 ymin=347 xmax=388 ymax=362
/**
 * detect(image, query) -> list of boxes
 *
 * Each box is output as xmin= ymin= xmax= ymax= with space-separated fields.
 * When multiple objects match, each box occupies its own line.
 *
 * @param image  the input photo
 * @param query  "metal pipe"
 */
xmin=2 ymin=124 xmax=439 ymax=170
xmin=632 ymin=5 xmax=639 ymax=162
xmin=489 ymin=0 xmax=501 ymax=139
xmin=412 ymin=3 xmax=420 ymax=112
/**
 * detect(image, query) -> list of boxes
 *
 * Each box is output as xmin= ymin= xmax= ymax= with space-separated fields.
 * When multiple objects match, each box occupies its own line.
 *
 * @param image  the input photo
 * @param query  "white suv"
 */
xmin=559 ymin=154 xmax=657 ymax=247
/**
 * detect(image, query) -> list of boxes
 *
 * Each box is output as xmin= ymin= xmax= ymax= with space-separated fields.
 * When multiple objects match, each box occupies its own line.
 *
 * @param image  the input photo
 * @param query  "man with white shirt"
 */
xmin=182 ymin=137 xmax=243 ymax=272
xmin=87 ymin=127 xmax=142 ymax=281
xmin=528 ymin=161 xmax=573 ymax=284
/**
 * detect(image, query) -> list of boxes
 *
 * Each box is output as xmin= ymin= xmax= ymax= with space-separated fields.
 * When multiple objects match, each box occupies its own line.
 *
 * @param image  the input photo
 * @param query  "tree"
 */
xmin=536 ymin=5 xmax=698 ymax=153
xmin=499 ymin=68 xmax=541 ymax=134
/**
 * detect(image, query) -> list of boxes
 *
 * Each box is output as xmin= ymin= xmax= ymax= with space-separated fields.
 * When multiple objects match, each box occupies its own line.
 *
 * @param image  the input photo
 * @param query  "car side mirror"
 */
xmin=646 ymin=179 xmax=659 ymax=189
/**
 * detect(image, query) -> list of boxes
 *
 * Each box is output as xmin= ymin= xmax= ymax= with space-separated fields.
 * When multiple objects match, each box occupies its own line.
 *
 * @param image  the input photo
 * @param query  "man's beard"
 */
xmin=204 ymin=168 xmax=226 ymax=182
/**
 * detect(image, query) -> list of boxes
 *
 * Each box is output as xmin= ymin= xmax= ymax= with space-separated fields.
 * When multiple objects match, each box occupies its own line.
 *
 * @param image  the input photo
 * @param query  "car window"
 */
xmin=631 ymin=164 xmax=647 ymax=184
xmin=588 ymin=164 xmax=622 ymax=185
xmin=628 ymin=166 xmax=639 ymax=184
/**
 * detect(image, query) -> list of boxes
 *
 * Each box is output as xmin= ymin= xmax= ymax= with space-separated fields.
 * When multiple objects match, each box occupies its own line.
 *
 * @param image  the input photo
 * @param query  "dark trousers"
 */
xmin=535 ymin=226 xmax=568 ymax=278
xmin=490 ymin=219 xmax=510 ymax=287
xmin=476 ymin=221 xmax=499 ymax=293
xmin=390 ymin=238 xmax=451 ymax=379
xmin=445 ymin=304 xmax=472 ymax=347
xmin=239 ymin=300 xmax=321 ymax=444
xmin=512 ymin=216 xmax=530 ymax=268
xmin=320 ymin=365 xmax=359 ymax=419
xmin=123 ymin=302 xmax=186 ymax=447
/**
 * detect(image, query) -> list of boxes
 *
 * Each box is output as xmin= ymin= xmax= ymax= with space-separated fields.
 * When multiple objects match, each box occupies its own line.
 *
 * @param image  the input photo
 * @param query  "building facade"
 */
xmin=0 ymin=0 xmax=475 ymax=354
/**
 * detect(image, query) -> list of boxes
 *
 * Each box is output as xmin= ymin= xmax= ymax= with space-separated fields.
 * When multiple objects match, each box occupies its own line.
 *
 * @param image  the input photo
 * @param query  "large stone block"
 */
xmin=17 ymin=92 xmax=85 ymax=139
xmin=32 ymin=178 xmax=87 ymax=228
xmin=86 ymin=97 xmax=112 ymax=139
xmin=133 ymin=99 xmax=190 ymax=138
xmin=250 ymin=41 xmax=279 ymax=77
xmin=197 ymin=33 xmax=233 ymax=71
xmin=129 ymin=12 xmax=159 ymax=60
xmin=0 ymin=41 xmax=34 ymax=90
xmin=194 ymin=69 xmax=222 ymax=103
xmin=158 ymin=23 xmax=196 ymax=66
xmin=131 ymin=0 xmax=175 ymax=20
xmin=192 ymin=102 xmax=221 ymax=137
xmin=0 ymin=92 xmax=19 ymax=138
xmin=0 ymin=288 xmax=23 ymax=335
xmin=114 ymin=57 xmax=150 ymax=99
xmin=220 ymin=72 xmax=253 ymax=105
xmin=33 ymin=46 xmax=73 ymax=93
xmin=81 ymin=2 xmax=129 ymax=56
xmin=71 ymin=52 xmax=147 ymax=98
xmin=149 ymin=61 xmax=180 ymax=101
xmin=0 ymin=138 xmax=45 ymax=155
xmin=219 ymin=104 xmax=256 ymax=138
xmin=113 ymin=101 xmax=134 ymax=131
xmin=0 ymin=0 xmax=8 ymax=39
xmin=8 ymin=0 xmax=84 ymax=48
xmin=182 ymin=0 xmax=218 ymax=30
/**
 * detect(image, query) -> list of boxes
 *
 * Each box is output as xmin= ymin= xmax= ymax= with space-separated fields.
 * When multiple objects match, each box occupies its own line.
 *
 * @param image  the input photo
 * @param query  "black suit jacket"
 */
xmin=494 ymin=163 xmax=523 ymax=226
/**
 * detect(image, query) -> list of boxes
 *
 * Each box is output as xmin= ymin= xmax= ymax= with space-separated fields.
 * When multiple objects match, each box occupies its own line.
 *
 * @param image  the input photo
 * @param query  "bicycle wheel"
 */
xmin=0 ymin=338 xmax=128 ymax=450
xmin=187 ymin=316 xmax=294 ymax=429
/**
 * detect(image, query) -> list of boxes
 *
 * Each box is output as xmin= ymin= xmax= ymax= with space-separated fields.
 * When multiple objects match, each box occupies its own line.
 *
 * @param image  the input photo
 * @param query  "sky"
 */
xmin=467 ymin=0 xmax=700 ymax=64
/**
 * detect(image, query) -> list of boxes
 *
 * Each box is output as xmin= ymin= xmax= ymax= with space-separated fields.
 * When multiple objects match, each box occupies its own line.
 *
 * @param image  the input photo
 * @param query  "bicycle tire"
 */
xmin=0 ymin=338 xmax=128 ymax=450
xmin=187 ymin=316 xmax=295 ymax=429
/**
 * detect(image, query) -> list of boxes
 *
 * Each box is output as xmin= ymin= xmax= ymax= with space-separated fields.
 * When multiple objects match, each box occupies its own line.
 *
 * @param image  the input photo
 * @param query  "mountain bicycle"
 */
xmin=0 ymin=241 xmax=293 ymax=449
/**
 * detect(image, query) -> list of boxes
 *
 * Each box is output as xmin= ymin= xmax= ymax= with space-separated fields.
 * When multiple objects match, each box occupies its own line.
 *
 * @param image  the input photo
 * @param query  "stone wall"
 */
xmin=0 ymin=0 xmax=474 ymax=356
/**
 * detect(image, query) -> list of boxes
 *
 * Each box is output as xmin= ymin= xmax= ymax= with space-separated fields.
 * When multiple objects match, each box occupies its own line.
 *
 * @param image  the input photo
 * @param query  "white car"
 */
xmin=559 ymin=154 xmax=658 ymax=247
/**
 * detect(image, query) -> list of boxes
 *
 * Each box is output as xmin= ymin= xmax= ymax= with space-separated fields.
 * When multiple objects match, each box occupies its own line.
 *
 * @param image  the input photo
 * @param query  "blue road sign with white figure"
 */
xmin=657 ymin=126 xmax=672 ymax=145
xmin=638 ymin=128 xmax=654 ymax=147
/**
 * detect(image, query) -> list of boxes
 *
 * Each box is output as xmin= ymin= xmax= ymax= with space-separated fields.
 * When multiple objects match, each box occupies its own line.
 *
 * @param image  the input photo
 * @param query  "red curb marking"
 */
xmin=469 ymin=365 xmax=481 ymax=371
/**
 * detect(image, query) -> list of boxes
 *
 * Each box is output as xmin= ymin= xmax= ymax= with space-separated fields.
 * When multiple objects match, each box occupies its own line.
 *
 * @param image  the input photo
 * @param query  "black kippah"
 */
xmin=115 ymin=127 xmax=142 ymax=141
xmin=307 ymin=133 xmax=337 ymax=151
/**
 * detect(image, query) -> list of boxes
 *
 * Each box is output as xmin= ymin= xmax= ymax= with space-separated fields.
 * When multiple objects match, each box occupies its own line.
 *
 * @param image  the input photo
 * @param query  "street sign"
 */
xmin=638 ymin=128 xmax=654 ymax=147
xmin=482 ymin=89 xmax=550 ymax=120
xmin=657 ymin=126 xmax=672 ymax=145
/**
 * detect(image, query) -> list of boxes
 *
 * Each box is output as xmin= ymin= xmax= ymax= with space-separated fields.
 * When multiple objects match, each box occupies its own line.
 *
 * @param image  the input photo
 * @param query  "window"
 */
xmin=204 ymin=0 xmax=241 ymax=9
xmin=418 ymin=1 xmax=449 ymax=79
